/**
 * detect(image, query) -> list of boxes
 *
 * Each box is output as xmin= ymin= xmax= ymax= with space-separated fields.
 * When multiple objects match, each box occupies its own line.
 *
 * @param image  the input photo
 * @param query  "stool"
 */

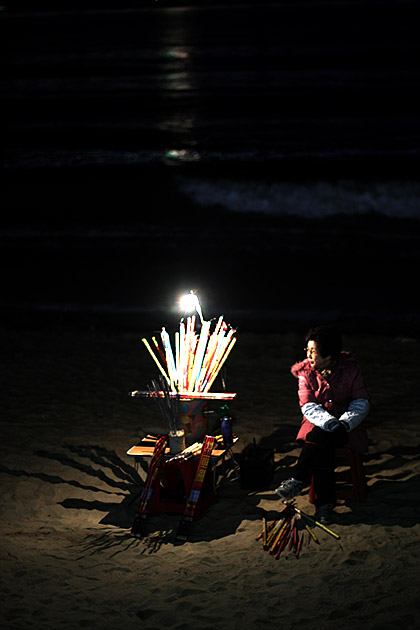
xmin=309 ymin=447 xmax=368 ymax=504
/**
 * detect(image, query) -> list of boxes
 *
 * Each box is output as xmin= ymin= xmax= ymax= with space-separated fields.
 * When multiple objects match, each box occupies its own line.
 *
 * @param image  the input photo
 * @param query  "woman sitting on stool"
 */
xmin=276 ymin=325 xmax=369 ymax=524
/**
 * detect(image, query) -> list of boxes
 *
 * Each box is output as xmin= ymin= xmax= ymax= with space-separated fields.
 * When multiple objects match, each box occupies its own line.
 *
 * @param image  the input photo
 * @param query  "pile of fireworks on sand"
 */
xmin=257 ymin=501 xmax=341 ymax=560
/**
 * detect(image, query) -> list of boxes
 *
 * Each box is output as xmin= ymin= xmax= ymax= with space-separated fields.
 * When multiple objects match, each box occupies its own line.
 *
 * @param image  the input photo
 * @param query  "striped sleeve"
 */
xmin=301 ymin=402 xmax=338 ymax=431
xmin=339 ymin=399 xmax=370 ymax=431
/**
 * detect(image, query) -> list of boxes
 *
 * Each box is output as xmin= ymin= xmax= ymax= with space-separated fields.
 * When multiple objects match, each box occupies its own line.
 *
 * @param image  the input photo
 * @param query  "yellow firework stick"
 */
xmin=262 ymin=518 xmax=268 ymax=546
xmin=175 ymin=330 xmax=180 ymax=386
xmin=213 ymin=314 xmax=224 ymax=336
xmin=190 ymin=320 xmax=211 ymax=391
xmin=211 ymin=328 xmax=234 ymax=366
xmin=186 ymin=334 xmax=197 ymax=390
xmin=196 ymin=333 xmax=219 ymax=391
xmin=283 ymin=501 xmax=341 ymax=540
xmin=142 ymin=338 xmax=170 ymax=384
xmin=265 ymin=520 xmax=280 ymax=547
xmin=311 ymin=518 xmax=340 ymax=540
xmin=270 ymin=520 xmax=289 ymax=554
xmin=204 ymin=336 xmax=237 ymax=392
xmin=266 ymin=518 xmax=285 ymax=548
xmin=161 ymin=328 xmax=177 ymax=390
xmin=304 ymin=522 xmax=320 ymax=544
xmin=152 ymin=336 xmax=166 ymax=364
xmin=256 ymin=519 xmax=276 ymax=542
xmin=195 ymin=328 xmax=219 ymax=391
xmin=179 ymin=321 xmax=186 ymax=392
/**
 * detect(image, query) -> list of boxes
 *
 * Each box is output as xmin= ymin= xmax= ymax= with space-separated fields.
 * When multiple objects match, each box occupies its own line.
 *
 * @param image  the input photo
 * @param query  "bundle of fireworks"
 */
xmin=141 ymin=313 xmax=237 ymax=396
xmin=129 ymin=293 xmax=237 ymax=447
xmin=257 ymin=501 xmax=340 ymax=560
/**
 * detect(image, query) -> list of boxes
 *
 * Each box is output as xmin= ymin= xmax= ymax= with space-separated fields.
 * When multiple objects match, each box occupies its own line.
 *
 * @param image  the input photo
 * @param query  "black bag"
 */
xmin=237 ymin=439 xmax=274 ymax=490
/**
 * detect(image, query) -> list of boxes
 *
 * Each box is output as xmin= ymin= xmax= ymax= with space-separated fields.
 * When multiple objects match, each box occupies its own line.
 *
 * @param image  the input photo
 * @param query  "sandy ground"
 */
xmin=1 ymin=325 xmax=420 ymax=629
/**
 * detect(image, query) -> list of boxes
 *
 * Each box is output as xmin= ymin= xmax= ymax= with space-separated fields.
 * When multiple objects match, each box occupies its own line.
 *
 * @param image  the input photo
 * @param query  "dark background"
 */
xmin=2 ymin=0 xmax=420 ymax=335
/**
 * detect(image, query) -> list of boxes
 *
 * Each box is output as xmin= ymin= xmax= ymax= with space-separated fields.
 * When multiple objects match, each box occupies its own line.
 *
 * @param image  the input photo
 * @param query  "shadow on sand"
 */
xmin=1 ymin=436 xmax=418 ymax=556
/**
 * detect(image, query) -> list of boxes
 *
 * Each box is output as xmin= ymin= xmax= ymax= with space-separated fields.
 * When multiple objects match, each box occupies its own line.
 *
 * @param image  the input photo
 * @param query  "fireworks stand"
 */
xmin=128 ymin=298 xmax=239 ymax=533
xmin=127 ymin=393 xmax=237 ymax=520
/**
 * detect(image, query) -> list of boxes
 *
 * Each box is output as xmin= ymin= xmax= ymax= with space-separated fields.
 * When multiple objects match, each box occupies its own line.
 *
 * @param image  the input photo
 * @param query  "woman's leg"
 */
xmin=293 ymin=426 xmax=348 ymax=507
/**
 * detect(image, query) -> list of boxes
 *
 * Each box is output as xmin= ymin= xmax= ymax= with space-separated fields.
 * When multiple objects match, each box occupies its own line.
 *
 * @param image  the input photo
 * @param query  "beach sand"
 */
xmin=1 ymin=325 xmax=420 ymax=629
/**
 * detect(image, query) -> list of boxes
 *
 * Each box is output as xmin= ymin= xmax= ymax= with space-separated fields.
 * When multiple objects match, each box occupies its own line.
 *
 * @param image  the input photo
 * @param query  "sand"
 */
xmin=1 ymin=325 xmax=420 ymax=629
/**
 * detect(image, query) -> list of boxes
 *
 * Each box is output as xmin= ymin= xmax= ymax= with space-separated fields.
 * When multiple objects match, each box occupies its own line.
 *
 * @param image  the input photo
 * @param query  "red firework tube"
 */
xmin=269 ymin=519 xmax=289 ymax=553
xmin=262 ymin=518 xmax=268 ymax=546
xmin=293 ymin=521 xmax=299 ymax=551
xmin=258 ymin=519 xmax=277 ymax=542
xmin=295 ymin=532 xmax=304 ymax=558
xmin=305 ymin=522 xmax=319 ymax=545
xmin=175 ymin=435 xmax=215 ymax=542
xmin=275 ymin=526 xmax=291 ymax=559
xmin=131 ymin=434 xmax=168 ymax=537
xmin=265 ymin=504 xmax=293 ymax=547
xmin=288 ymin=519 xmax=297 ymax=552
xmin=265 ymin=518 xmax=284 ymax=548
xmin=272 ymin=520 xmax=291 ymax=556
xmin=137 ymin=435 xmax=167 ymax=516
xmin=282 ymin=500 xmax=340 ymax=540
xmin=152 ymin=336 xmax=167 ymax=364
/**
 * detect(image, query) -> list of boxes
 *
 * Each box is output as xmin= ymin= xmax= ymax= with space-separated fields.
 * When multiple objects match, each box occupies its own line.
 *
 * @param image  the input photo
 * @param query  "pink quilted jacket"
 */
xmin=291 ymin=352 xmax=369 ymax=453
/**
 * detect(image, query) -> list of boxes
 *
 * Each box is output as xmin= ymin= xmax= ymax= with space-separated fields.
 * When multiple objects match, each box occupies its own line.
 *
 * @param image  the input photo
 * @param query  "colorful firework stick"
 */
xmin=256 ymin=519 xmax=276 ymax=542
xmin=275 ymin=527 xmax=291 ymax=559
xmin=131 ymin=434 xmax=168 ymax=538
xmin=265 ymin=518 xmax=284 ymax=548
xmin=295 ymin=532 xmax=304 ymax=558
xmin=262 ymin=517 xmax=268 ymax=547
xmin=270 ymin=519 xmax=290 ymax=554
xmin=142 ymin=338 xmax=170 ymax=384
xmin=304 ymin=522 xmax=320 ymax=545
xmin=282 ymin=501 xmax=341 ymax=540
xmin=273 ymin=520 xmax=292 ymax=557
xmin=288 ymin=517 xmax=298 ymax=552
xmin=152 ymin=336 xmax=167 ymax=365
xmin=175 ymin=435 xmax=216 ymax=543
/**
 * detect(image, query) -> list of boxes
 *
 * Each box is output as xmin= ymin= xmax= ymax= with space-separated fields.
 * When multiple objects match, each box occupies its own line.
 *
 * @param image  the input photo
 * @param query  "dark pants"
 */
xmin=293 ymin=425 xmax=348 ymax=507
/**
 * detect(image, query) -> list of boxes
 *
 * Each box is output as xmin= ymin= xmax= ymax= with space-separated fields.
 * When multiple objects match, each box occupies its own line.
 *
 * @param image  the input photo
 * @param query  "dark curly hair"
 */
xmin=305 ymin=325 xmax=342 ymax=361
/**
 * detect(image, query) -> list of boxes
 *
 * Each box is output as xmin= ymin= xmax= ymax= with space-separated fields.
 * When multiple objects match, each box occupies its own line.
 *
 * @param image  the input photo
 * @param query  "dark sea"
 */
xmin=1 ymin=0 xmax=420 ymax=334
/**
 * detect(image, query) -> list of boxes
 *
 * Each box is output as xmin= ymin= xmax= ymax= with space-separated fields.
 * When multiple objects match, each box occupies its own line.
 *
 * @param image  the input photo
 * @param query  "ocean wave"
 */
xmin=176 ymin=176 xmax=420 ymax=220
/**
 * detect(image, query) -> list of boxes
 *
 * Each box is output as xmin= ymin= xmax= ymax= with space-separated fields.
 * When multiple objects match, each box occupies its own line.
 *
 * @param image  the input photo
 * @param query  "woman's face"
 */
xmin=306 ymin=340 xmax=331 ymax=370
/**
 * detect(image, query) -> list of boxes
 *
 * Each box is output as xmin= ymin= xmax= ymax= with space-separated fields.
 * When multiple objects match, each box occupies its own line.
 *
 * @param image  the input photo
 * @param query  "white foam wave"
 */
xmin=177 ymin=177 xmax=420 ymax=219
